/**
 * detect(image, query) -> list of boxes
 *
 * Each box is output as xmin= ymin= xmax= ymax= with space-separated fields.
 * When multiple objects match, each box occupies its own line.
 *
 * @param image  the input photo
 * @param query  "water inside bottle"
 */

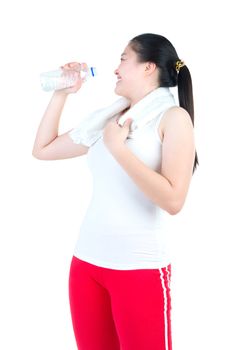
xmin=40 ymin=64 xmax=97 ymax=91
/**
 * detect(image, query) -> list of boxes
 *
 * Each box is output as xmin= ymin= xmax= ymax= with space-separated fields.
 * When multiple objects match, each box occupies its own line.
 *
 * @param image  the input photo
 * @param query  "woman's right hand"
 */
xmin=55 ymin=61 xmax=84 ymax=95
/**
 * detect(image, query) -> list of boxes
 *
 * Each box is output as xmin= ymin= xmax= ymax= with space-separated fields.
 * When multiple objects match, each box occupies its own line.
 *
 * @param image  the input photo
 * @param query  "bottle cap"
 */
xmin=90 ymin=67 xmax=97 ymax=77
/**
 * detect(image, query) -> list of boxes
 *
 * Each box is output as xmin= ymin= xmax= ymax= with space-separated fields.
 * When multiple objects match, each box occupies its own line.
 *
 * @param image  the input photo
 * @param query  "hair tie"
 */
xmin=175 ymin=60 xmax=185 ymax=73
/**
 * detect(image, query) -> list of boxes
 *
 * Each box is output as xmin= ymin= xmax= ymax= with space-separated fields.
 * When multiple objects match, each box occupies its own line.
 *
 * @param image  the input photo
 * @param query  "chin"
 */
xmin=114 ymin=85 xmax=121 ymax=95
xmin=114 ymin=91 xmax=124 ymax=96
xmin=114 ymin=86 xmax=129 ymax=98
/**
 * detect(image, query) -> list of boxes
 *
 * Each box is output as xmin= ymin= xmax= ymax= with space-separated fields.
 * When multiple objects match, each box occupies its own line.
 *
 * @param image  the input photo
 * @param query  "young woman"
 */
xmin=32 ymin=33 xmax=198 ymax=350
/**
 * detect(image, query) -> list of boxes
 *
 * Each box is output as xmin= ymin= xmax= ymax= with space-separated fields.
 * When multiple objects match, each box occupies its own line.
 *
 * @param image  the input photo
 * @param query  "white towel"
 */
xmin=69 ymin=87 xmax=177 ymax=147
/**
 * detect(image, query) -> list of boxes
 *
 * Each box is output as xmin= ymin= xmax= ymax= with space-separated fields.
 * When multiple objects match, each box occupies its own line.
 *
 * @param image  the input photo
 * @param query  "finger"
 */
xmin=62 ymin=62 xmax=81 ymax=70
xmin=124 ymin=118 xmax=132 ymax=126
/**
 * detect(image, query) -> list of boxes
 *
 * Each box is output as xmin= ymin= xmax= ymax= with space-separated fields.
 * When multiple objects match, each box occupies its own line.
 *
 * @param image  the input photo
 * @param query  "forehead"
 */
xmin=121 ymin=45 xmax=134 ymax=57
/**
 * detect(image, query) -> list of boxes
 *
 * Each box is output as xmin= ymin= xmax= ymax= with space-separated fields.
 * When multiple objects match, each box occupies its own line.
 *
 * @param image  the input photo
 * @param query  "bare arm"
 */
xmin=32 ymin=62 xmax=89 ymax=160
xmin=107 ymin=106 xmax=195 ymax=215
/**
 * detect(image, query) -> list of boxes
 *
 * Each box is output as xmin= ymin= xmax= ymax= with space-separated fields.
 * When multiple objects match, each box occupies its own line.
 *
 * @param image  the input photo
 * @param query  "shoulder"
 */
xmin=158 ymin=106 xmax=194 ymax=141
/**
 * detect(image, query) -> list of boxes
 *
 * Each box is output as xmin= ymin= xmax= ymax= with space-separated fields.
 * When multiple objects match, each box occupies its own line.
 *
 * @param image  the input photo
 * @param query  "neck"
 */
xmin=128 ymin=84 xmax=160 ymax=108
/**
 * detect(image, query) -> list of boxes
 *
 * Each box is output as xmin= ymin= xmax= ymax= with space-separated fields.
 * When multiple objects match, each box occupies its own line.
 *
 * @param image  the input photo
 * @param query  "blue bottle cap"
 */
xmin=90 ymin=67 xmax=97 ymax=77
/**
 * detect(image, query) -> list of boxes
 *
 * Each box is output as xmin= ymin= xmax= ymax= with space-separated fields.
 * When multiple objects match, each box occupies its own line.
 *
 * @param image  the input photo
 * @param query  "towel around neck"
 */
xmin=69 ymin=87 xmax=177 ymax=147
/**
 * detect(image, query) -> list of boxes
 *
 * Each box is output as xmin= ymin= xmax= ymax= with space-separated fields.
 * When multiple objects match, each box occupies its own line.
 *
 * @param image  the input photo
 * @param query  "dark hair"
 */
xmin=129 ymin=33 xmax=199 ymax=174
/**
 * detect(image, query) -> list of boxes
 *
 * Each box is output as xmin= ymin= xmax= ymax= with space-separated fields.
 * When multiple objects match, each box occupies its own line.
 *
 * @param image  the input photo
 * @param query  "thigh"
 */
xmin=68 ymin=256 xmax=121 ymax=350
xmin=108 ymin=265 xmax=172 ymax=350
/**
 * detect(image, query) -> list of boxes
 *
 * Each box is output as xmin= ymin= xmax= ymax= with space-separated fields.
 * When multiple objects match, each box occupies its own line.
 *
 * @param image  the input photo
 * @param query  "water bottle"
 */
xmin=40 ymin=63 xmax=97 ymax=92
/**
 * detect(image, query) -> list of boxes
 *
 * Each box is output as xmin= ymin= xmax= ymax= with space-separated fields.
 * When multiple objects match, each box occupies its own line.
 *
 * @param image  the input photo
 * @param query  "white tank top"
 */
xmin=72 ymin=108 xmax=175 ymax=270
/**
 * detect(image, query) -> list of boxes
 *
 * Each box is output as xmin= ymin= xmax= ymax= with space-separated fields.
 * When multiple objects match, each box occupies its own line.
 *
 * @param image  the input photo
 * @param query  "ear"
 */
xmin=145 ymin=62 xmax=157 ymax=74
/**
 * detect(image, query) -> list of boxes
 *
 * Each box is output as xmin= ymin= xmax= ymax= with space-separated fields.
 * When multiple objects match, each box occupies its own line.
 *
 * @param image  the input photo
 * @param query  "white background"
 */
xmin=0 ymin=0 xmax=239 ymax=349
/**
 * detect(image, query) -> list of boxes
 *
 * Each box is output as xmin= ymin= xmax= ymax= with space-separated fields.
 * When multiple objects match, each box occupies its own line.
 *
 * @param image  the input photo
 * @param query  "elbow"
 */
xmin=32 ymin=148 xmax=44 ymax=160
xmin=32 ymin=149 xmax=40 ymax=159
xmin=168 ymin=206 xmax=181 ymax=216
xmin=166 ymin=199 xmax=184 ymax=216
xmin=32 ymin=150 xmax=38 ymax=159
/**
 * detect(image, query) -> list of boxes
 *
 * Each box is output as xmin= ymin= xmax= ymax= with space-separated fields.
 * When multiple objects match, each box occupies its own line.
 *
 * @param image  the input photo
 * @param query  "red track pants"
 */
xmin=68 ymin=255 xmax=172 ymax=350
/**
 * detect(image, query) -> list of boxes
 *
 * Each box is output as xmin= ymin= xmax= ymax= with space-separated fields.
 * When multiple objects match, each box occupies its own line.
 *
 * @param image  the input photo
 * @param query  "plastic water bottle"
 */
xmin=40 ymin=63 xmax=97 ymax=92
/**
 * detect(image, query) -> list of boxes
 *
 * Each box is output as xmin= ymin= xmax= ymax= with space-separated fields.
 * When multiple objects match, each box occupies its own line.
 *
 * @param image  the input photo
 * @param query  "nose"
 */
xmin=114 ymin=68 xmax=119 ymax=75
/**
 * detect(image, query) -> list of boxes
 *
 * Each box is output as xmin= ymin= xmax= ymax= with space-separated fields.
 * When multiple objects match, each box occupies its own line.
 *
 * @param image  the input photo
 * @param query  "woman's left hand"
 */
xmin=103 ymin=117 xmax=132 ymax=153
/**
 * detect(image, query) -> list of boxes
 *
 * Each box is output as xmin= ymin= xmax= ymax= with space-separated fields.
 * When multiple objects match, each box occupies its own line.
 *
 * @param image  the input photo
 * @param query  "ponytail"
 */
xmin=177 ymin=65 xmax=199 ymax=174
xmin=130 ymin=33 xmax=199 ymax=174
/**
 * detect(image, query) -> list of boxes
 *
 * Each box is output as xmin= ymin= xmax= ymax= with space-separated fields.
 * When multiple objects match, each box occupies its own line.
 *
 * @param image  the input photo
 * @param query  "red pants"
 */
xmin=68 ymin=256 xmax=172 ymax=350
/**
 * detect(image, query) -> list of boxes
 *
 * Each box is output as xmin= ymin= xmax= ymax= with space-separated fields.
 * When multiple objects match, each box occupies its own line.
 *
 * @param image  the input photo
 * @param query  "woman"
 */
xmin=33 ymin=33 xmax=198 ymax=350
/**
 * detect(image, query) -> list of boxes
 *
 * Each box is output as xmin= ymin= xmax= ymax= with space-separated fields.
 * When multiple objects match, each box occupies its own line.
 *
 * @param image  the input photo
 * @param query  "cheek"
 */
xmin=123 ymin=65 xmax=139 ymax=81
xmin=127 ymin=70 xmax=142 ymax=85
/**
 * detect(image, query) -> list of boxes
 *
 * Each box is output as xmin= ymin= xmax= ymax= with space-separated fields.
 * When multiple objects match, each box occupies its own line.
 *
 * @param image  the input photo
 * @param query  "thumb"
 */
xmin=124 ymin=118 xmax=132 ymax=127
